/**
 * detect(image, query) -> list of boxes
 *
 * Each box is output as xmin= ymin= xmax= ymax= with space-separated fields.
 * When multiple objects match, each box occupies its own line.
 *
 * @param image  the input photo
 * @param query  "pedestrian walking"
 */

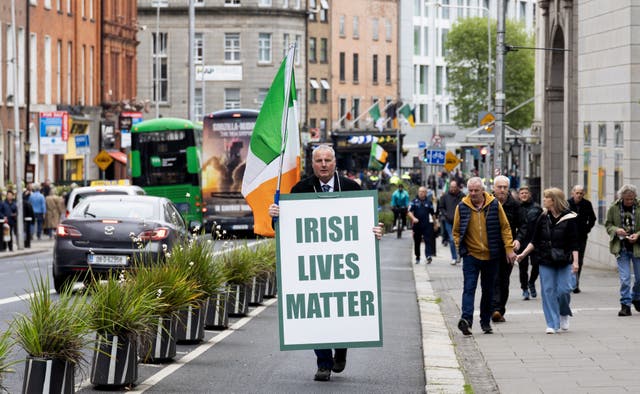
xmin=1 ymin=191 xmax=17 ymax=251
xmin=453 ymin=177 xmax=516 ymax=336
xmin=567 ymin=184 xmax=596 ymax=293
xmin=491 ymin=175 xmax=524 ymax=323
xmin=604 ymin=184 xmax=640 ymax=317
xmin=439 ymin=180 xmax=465 ymax=265
xmin=28 ymin=183 xmax=46 ymax=240
xmin=268 ymin=144 xmax=382 ymax=382
xmin=517 ymin=187 xmax=579 ymax=334
xmin=407 ymin=186 xmax=438 ymax=264
xmin=22 ymin=191 xmax=34 ymax=249
xmin=44 ymin=188 xmax=65 ymax=239
xmin=517 ymin=185 xmax=543 ymax=300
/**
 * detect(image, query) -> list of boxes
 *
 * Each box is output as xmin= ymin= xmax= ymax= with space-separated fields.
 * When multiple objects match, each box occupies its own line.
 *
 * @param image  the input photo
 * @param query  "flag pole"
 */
xmin=274 ymin=44 xmax=296 ymax=206
xmin=352 ymin=99 xmax=381 ymax=125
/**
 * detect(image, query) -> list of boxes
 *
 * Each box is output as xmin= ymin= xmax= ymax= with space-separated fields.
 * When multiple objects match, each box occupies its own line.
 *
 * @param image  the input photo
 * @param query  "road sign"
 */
xmin=431 ymin=135 xmax=443 ymax=146
xmin=418 ymin=140 xmax=426 ymax=149
xmin=94 ymin=149 xmax=113 ymax=171
xmin=444 ymin=151 xmax=462 ymax=172
xmin=478 ymin=111 xmax=495 ymax=132
xmin=74 ymin=135 xmax=90 ymax=155
xmin=425 ymin=149 xmax=446 ymax=165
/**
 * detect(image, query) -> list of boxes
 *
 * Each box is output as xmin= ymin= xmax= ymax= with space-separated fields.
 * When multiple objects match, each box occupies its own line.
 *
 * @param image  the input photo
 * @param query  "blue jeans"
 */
xmin=461 ymin=255 xmax=498 ymax=327
xmin=314 ymin=348 xmax=347 ymax=369
xmin=539 ymin=264 xmax=574 ymax=330
xmin=31 ymin=213 xmax=44 ymax=239
xmin=616 ymin=249 xmax=640 ymax=305
xmin=444 ymin=221 xmax=457 ymax=260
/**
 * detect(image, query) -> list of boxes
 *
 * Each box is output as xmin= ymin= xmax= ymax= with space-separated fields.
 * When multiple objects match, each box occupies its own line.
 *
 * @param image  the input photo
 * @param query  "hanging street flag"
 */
xmin=399 ymin=104 xmax=415 ymax=127
xmin=242 ymin=47 xmax=301 ymax=237
xmin=368 ymin=103 xmax=381 ymax=122
xmin=368 ymin=141 xmax=388 ymax=170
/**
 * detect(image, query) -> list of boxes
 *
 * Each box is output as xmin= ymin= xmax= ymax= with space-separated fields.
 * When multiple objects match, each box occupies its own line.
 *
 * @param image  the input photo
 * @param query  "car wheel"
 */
xmin=53 ymin=273 xmax=73 ymax=294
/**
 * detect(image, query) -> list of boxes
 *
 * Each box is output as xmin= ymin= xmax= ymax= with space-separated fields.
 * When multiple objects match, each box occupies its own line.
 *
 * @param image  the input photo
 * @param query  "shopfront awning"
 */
xmin=107 ymin=151 xmax=127 ymax=164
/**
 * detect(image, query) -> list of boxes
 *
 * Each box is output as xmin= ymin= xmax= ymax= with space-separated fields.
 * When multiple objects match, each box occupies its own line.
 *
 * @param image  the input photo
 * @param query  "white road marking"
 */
xmin=0 ymin=289 xmax=57 ymax=306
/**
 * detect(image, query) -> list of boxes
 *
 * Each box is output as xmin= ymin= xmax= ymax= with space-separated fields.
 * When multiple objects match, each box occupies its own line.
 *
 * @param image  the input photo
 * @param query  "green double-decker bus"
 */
xmin=130 ymin=117 xmax=203 ymax=230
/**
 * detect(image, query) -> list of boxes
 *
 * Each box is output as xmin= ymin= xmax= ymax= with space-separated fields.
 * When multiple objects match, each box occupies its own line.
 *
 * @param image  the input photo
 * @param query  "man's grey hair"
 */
xmin=618 ymin=184 xmax=637 ymax=198
xmin=493 ymin=175 xmax=510 ymax=188
xmin=467 ymin=177 xmax=485 ymax=190
xmin=312 ymin=144 xmax=335 ymax=159
xmin=572 ymin=184 xmax=585 ymax=192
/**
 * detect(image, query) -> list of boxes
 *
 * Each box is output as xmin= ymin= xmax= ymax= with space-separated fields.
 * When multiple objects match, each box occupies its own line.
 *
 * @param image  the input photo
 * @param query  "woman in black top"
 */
xmin=517 ymin=187 xmax=579 ymax=334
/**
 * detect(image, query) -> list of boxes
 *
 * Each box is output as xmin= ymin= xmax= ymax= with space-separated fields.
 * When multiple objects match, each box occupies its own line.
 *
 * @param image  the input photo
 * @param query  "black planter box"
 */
xmin=204 ymin=292 xmax=229 ymax=329
xmin=22 ymin=356 xmax=75 ymax=394
xmin=139 ymin=316 xmax=177 ymax=363
xmin=90 ymin=332 xmax=138 ymax=387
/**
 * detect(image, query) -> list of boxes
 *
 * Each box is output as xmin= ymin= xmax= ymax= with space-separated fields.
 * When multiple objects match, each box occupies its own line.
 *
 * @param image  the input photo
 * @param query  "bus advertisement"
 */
xmin=130 ymin=117 xmax=204 ymax=229
xmin=201 ymin=109 xmax=258 ymax=233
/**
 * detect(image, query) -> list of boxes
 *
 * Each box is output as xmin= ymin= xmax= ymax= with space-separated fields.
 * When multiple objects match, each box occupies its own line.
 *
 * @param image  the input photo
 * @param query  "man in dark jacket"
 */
xmin=518 ymin=186 xmax=543 ymax=300
xmin=2 ymin=191 xmax=17 ymax=251
xmin=491 ymin=175 xmax=524 ymax=323
xmin=268 ymin=144 xmax=382 ymax=382
xmin=22 ymin=191 xmax=34 ymax=249
xmin=567 ymin=185 xmax=596 ymax=293
xmin=439 ymin=180 xmax=465 ymax=265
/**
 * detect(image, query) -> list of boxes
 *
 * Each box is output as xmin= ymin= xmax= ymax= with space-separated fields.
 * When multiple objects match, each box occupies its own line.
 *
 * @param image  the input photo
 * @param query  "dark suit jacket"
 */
xmin=290 ymin=173 xmax=361 ymax=193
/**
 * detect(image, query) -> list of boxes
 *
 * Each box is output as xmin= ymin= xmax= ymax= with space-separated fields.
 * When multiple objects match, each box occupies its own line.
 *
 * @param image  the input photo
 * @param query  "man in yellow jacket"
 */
xmin=453 ymin=177 xmax=517 ymax=335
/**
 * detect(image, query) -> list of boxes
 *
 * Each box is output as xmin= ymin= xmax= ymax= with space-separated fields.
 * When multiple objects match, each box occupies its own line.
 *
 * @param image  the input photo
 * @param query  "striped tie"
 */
xmin=321 ymin=184 xmax=331 ymax=192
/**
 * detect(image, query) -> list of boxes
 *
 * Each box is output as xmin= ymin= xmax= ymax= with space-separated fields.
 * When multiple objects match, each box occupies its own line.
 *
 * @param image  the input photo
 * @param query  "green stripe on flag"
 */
xmin=250 ymin=58 xmax=297 ymax=164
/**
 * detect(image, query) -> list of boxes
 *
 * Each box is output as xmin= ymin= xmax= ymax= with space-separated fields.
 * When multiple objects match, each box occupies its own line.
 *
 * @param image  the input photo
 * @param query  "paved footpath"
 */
xmin=415 ymin=240 xmax=640 ymax=394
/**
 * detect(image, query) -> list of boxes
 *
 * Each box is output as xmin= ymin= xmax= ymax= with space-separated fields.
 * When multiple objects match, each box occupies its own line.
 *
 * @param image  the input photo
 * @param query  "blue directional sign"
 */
xmin=425 ymin=149 xmax=446 ymax=165
xmin=74 ymin=134 xmax=90 ymax=155
xmin=418 ymin=140 xmax=426 ymax=149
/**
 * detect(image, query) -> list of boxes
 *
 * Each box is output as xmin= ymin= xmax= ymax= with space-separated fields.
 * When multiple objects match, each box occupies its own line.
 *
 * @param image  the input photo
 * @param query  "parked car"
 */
xmin=53 ymin=195 xmax=188 ymax=293
xmin=65 ymin=185 xmax=146 ymax=217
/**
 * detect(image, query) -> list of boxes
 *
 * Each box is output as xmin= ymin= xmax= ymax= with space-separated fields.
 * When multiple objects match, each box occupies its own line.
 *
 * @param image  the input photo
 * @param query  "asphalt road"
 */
xmin=0 ymin=235 xmax=426 ymax=393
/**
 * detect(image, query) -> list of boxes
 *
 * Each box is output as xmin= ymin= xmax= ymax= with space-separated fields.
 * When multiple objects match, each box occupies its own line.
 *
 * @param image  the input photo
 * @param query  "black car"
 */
xmin=53 ymin=195 xmax=188 ymax=293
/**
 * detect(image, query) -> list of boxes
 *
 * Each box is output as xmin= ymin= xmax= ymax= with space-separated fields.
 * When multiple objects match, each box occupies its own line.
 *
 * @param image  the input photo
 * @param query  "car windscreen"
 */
xmin=70 ymin=200 xmax=158 ymax=220
xmin=73 ymin=191 xmax=129 ymax=209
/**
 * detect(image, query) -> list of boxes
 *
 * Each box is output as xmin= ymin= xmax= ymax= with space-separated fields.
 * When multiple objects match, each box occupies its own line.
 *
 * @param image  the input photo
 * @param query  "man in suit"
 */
xmin=268 ymin=144 xmax=382 ymax=382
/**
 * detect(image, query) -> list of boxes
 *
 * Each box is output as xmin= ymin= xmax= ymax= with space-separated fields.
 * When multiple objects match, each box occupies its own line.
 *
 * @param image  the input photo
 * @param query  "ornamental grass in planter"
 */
xmin=221 ymin=241 xmax=258 ymax=316
xmin=164 ymin=236 xmax=223 ymax=343
xmin=87 ymin=272 xmax=161 ymax=388
xmin=132 ymin=262 xmax=203 ymax=362
xmin=0 ymin=330 xmax=15 ymax=392
xmin=12 ymin=274 xmax=90 ymax=394
xmin=254 ymin=239 xmax=277 ymax=298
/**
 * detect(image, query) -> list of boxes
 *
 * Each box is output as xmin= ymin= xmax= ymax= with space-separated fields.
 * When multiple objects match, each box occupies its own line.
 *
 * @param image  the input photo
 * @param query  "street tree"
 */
xmin=445 ymin=17 xmax=534 ymax=130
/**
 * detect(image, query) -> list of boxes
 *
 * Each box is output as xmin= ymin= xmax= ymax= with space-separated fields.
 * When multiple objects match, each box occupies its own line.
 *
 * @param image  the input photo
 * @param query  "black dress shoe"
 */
xmin=314 ymin=368 xmax=331 ymax=381
xmin=332 ymin=358 xmax=346 ymax=373
xmin=618 ymin=304 xmax=632 ymax=317
xmin=573 ymin=287 xmax=581 ymax=294
xmin=633 ymin=300 xmax=640 ymax=312
xmin=481 ymin=323 xmax=493 ymax=334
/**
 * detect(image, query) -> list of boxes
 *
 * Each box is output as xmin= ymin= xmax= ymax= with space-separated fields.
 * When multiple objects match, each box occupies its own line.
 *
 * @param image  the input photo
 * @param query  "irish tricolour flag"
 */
xmin=242 ymin=46 xmax=301 ymax=237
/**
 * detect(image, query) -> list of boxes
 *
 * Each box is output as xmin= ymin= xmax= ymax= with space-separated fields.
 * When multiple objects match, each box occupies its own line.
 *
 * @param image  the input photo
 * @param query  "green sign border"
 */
xmin=275 ymin=190 xmax=382 ymax=351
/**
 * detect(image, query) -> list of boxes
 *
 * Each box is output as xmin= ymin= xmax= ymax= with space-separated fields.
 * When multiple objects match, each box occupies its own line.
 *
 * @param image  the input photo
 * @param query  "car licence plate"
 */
xmin=88 ymin=254 xmax=128 ymax=266
xmin=231 ymin=224 xmax=249 ymax=230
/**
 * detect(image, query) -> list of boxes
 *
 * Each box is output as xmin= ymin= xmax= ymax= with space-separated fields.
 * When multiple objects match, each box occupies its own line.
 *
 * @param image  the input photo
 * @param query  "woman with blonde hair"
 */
xmin=516 ymin=188 xmax=580 ymax=334
xmin=44 ymin=188 xmax=65 ymax=239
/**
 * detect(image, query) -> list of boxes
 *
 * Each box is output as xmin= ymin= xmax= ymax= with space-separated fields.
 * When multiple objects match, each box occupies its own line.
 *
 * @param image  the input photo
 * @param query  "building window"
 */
xmin=441 ymin=28 xmax=449 ymax=56
xmin=152 ymin=32 xmax=168 ymax=103
xmin=30 ymin=34 xmax=37 ymax=104
xmin=225 ymin=0 xmax=241 ymax=5
xmin=339 ymin=52 xmax=345 ymax=82
xmin=520 ymin=1 xmax=526 ymax=20
xmin=320 ymin=79 xmax=329 ymax=103
xmin=385 ymin=19 xmax=392 ymax=42
xmin=423 ymin=27 xmax=429 ymax=56
xmin=419 ymin=65 xmax=428 ymax=94
xmin=309 ymin=79 xmax=319 ymax=103
xmin=320 ymin=118 xmax=327 ymax=133
xmin=414 ymin=26 xmax=420 ymax=56
xmin=45 ymin=36 xmax=53 ymax=104
xmin=259 ymin=0 xmax=272 ymax=6
xmin=258 ymin=33 xmax=272 ymax=63
xmin=195 ymin=87 xmax=204 ymax=121
xmin=353 ymin=16 xmax=359 ymax=39
xmin=67 ymin=41 xmax=72 ymax=103
xmin=257 ymin=88 xmax=268 ymax=106
xmin=56 ymin=40 xmax=61 ymax=103
xmin=598 ymin=123 xmax=606 ymax=146
xmin=385 ymin=55 xmax=391 ymax=84
xmin=436 ymin=66 xmax=443 ymax=95
xmin=320 ymin=7 xmax=328 ymax=22
xmin=295 ymin=35 xmax=301 ymax=65
xmin=614 ymin=123 xmax=623 ymax=147
xmin=583 ymin=123 xmax=591 ymax=146
xmin=319 ymin=38 xmax=328 ymax=63
xmin=309 ymin=37 xmax=317 ymax=62
xmin=353 ymin=53 xmax=359 ymax=83
xmin=282 ymin=33 xmax=290 ymax=58
xmin=224 ymin=88 xmax=240 ymax=109
xmin=372 ymin=54 xmax=378 ymax=84
xmin=89 ymin=45 xmax=94 ymax=105
xmin=457 ymin=0 xmax=464 ymax=17
xmin=309 ymin=0 xmax=316 ymax=21
xmin=195 ymin=0 xmax=204 ymax=5
xmin=339 ymin=15 xmax=345 ymax=37
xmin=352 ymin=97 xmax=360 ymax=128
xmin=194 ymin=33 xmax=204 ymax=64
xmin=442 ymin=0 xmax=450 ymax=18
xmin=372 ymin=18 xmax=379 ymax=41
xmin=224 ymin=33 xmax=240 ymax=62
xmin=419 ymin=103 xmax=428 ymax=123
xmin=339 ymin=97 xmax=347 ymax=127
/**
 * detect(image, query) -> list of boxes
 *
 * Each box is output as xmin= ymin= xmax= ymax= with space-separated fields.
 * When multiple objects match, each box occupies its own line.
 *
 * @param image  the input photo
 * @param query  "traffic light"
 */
xmin=423 ymin=148 xmax=428 ymax=163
